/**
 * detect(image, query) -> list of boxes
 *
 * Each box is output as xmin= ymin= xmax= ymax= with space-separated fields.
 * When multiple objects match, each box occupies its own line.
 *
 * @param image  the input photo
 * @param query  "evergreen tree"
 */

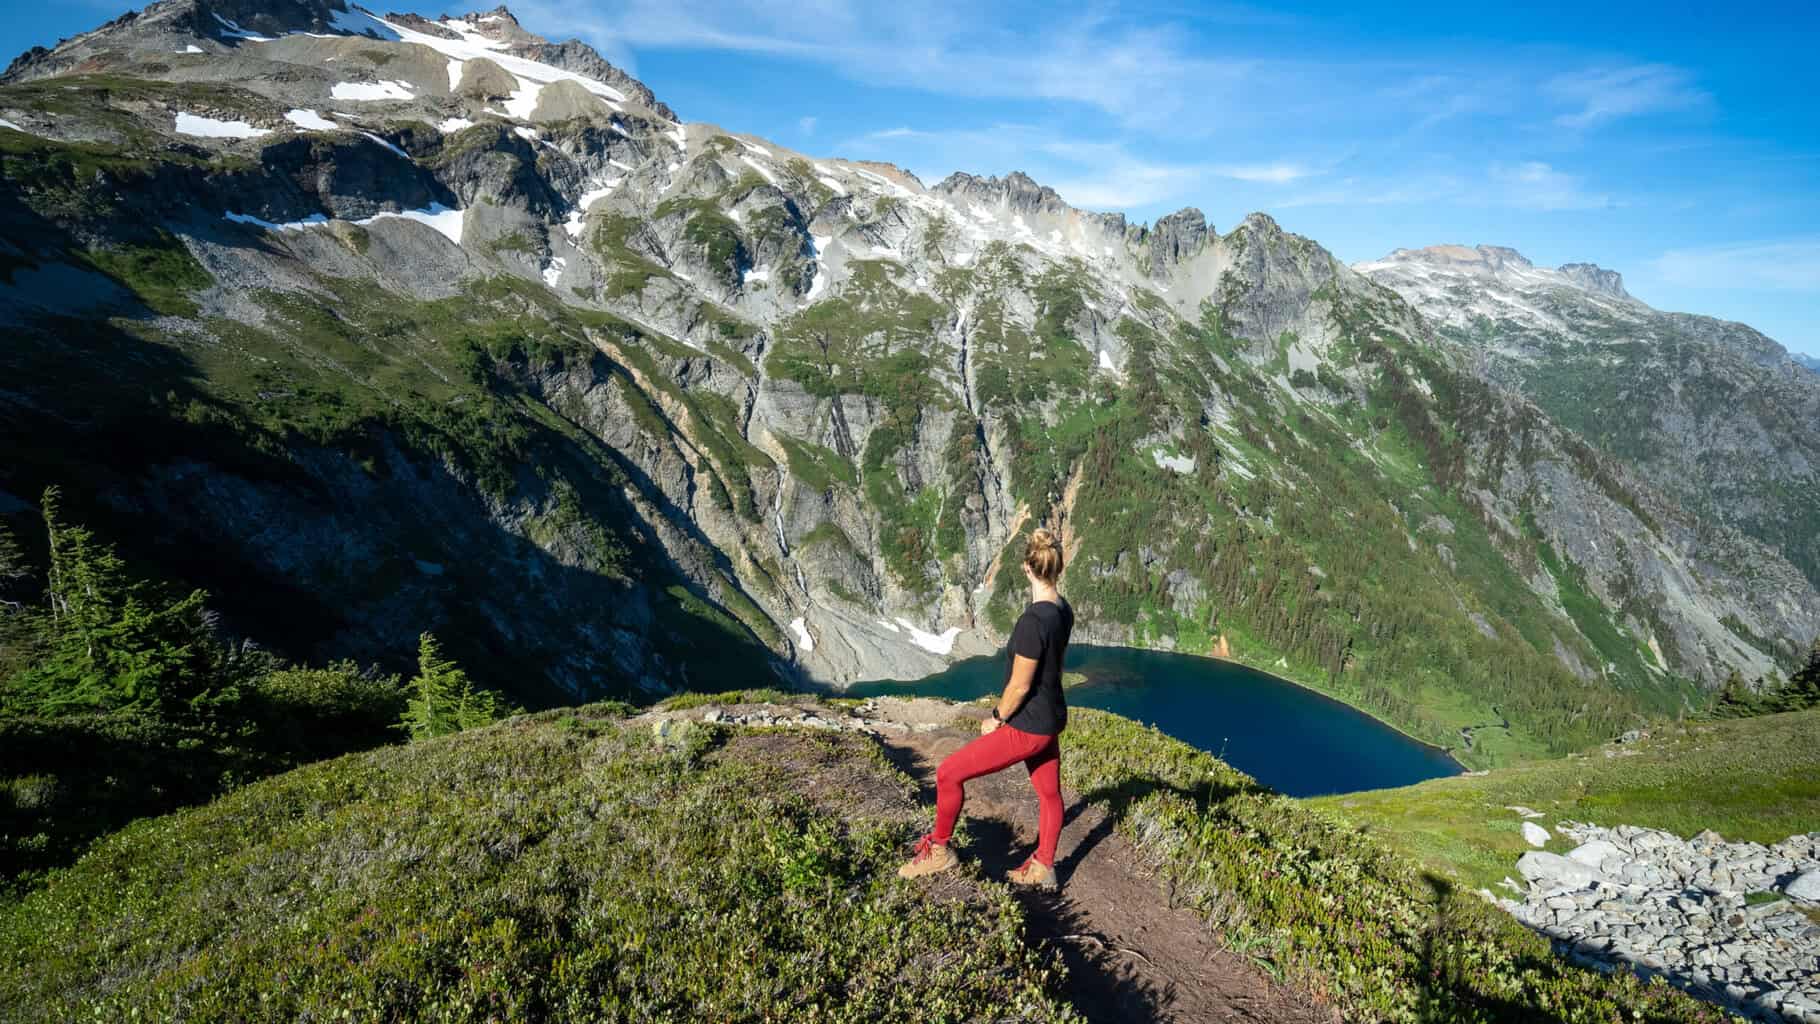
xmin=401 ymin=632 xmax=506 ymax=740
xmin=1710 ymin=668 xmax=1759 ymax=719
xmin=7 ymin=488 xmax=231 ymax=720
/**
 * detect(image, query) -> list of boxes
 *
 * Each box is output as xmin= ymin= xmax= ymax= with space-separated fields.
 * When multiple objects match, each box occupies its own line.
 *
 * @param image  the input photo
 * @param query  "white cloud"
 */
xmin=798 ymin=115 xmax=817 ymax=135
xmin=1652 ymin=240 xmax=1820 ymax=292
xmin=1213 ymin=161 xmax=1313 ymax=184
xmin=506 ymin=0 xmax=1248 ymax=130
xmin=1545 ymin=64 xmax=1708 ymax=129
xmin=1488 ymin=161 xmax=1611 ymax=211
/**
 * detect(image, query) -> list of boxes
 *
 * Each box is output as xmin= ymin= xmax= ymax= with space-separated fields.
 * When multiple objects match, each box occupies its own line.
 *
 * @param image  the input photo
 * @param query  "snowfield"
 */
xmin=174 ymin=112 xmax=268 ymax=139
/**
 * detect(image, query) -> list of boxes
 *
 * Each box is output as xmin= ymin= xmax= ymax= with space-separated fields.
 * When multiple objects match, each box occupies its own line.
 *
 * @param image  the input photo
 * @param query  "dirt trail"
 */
xmin=874 ymin=703 xmax=1336 ymax=1024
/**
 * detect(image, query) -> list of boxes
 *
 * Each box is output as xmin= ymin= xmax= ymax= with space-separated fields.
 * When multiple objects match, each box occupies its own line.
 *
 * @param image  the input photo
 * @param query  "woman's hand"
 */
xmin=980 ymin=714 xmax=1001 ymax=736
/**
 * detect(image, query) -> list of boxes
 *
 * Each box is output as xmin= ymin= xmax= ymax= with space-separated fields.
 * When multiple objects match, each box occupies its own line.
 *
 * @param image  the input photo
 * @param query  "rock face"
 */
xmin=1359 ymin=243 xmax=1820 ymax=637
xmin=1498 ymin=823 xmax=1820 ymax=1022
xmin=1 ymin=0 xmax=1816 ymax=730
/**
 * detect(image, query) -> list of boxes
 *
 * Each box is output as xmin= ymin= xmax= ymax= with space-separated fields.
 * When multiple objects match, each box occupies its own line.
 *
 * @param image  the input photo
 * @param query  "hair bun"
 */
xmin=1030 ymin=527 xmax=1058 ymax=550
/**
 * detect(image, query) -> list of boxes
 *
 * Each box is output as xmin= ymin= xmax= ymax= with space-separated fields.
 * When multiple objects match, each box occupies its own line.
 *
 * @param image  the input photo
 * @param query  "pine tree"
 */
xmin=1711 ymin=668 xmax=1759 ymax=719
xmin=9 ymin=487 xmax=226 ymax=719
xmin=401 ymin=632 xmax=506 ymax=740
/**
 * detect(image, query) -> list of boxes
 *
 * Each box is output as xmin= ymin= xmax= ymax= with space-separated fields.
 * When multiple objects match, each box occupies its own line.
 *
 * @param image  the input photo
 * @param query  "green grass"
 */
xmin=75 ymin=233 xmax=213 ymax=316
xmin=1309 ymin=707 xmax=1820 ymax=892
xmin=0 ymin=708 xmax=1079 ymax=1022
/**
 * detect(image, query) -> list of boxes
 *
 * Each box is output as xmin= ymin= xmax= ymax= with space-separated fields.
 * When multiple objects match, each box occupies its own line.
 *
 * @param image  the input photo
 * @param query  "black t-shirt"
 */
xmin=1004 ymin=598 xmax=1074 ymax=736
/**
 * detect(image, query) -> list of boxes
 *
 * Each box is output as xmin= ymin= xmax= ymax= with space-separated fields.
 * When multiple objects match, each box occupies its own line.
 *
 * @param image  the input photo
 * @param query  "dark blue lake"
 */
xmin=849 ymin=645 xmax=1461 ymax=798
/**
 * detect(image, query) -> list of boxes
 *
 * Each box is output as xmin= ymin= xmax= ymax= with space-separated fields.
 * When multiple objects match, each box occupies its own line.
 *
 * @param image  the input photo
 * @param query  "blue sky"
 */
xmin=12 ymin=0 xmax=1820 ymax=355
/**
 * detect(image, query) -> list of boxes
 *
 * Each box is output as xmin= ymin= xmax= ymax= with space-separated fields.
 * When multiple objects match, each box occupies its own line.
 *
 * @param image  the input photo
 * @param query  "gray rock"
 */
xmin=1523 ymin=822 xmax=1552 ymax=848
xmin=1786 ymin=869 xmax=1820 ymax=903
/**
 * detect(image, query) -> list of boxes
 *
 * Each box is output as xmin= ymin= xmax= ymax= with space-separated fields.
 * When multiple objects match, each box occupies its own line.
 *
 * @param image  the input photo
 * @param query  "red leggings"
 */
xmin=931 ymin=723 xmax=1063 ymax=866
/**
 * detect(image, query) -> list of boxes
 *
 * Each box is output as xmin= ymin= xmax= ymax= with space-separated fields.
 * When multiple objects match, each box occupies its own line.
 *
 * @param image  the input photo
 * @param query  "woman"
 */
xmin=898 ymin=527 xmax=1075 ymax=890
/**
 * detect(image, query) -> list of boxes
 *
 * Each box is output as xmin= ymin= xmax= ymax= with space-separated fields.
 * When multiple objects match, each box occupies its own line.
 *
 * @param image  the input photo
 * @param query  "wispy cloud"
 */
xmin=1653 ymin=240 xmax=1820 ymax=292
xmin=1545 ymin=64 xmax=1709 ymax=129
xmin=1277 ymin=162 xmax=1609 ymax=212
xmin=1488 ymin=161 xmax=1612 ymax=210
xmin=1213 ymin=161 xmax=1314 ymax=184
xmin=509 ymin=0 xmax=1249 ymax=131
xmin=797 ymin=116 xmax=817 ymax=135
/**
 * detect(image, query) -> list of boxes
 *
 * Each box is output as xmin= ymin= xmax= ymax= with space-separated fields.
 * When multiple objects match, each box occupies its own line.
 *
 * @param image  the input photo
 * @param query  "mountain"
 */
xmin=1797 ymin=352 xmax=1820 ymax=374
xmin=2 ymin=0 xmax=1816 ymax=762
xmin=1358 ymin=245 xmax=1820 ymax=600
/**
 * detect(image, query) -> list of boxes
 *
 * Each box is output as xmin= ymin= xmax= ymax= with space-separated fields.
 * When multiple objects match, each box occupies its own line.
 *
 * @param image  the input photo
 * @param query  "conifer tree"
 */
xmin=402 ymin=632 xmax=506 ymax=740
xmin=1711 ymin=668 xmax=1758 ymax=719
xmin=11 ymin=487 xmax=223 ymax=718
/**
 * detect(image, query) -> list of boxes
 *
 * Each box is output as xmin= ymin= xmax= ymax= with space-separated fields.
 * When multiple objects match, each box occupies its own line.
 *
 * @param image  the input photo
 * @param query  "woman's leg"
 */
xmin=1024 ymin=737 xmax=1063 ymax=866
xmin=931 ymin=726 xmax=1047 ymax=845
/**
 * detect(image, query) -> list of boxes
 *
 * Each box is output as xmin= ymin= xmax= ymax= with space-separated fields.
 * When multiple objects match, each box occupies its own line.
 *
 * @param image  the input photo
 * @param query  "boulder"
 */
xmin=1517 ymin=851 xmax=1604 ymax=889
xmin=1522 ymin=822 xmax=1551 ymax=848
xmin=1567 ymin=839 xmax=1624 ymax=869
xmin=1785 ymin=869 xmax=1820 ymax=903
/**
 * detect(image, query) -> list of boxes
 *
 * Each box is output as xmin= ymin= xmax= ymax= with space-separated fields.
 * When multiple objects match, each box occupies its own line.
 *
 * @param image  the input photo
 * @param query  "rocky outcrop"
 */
xmin=1143 ymin=207 xmax=1209 ymax=278
xmin=1558 ymin=261 xmax=1631 ymax=300
xmin=1498 ymin=822 xmax=1820 ymax=1023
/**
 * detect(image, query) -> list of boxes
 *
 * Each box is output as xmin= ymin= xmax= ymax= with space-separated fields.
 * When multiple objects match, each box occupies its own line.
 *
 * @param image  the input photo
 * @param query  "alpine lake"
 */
xmin=848 ymin=645 xmax=1461 ymax=797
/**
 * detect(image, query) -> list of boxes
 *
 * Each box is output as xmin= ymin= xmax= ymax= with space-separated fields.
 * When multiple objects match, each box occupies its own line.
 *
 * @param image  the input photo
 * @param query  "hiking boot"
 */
xmin=897 ymin=834 xmax=958 ymax=879
xmin=1007 ymin=857 xmax=1057 ymax=890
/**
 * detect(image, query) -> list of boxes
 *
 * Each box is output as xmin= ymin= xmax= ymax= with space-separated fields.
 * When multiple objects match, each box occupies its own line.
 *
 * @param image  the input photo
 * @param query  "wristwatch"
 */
xmin=990 ymin=707 xmax=1005 ymax=723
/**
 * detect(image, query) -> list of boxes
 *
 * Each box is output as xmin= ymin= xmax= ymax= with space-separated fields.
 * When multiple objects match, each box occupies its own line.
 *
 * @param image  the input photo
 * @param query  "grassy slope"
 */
xmin=0 ymin=705 xmax=1078 ymax=1023
xmin=3 ymin=697 xmax=1726 ymax=1024
xmin=1309 ymin=707 xmax=1820 ymax=892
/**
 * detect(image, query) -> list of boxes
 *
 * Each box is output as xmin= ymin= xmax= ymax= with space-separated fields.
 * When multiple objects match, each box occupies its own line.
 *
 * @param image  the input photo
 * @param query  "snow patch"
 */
xmin=670 ymin=123 xmax=687 ymax=149
xmin=436 ymin=117 xmax=475 ymax=133
xmin=331 ymin=80 xmax=414 ymax=101
xmin=327 ymin=6 xmax=401 ymax=41
xmin=744 ymin=267 xmax=771 ymax=284
xmin=790 ymin=617 xmax=814 ymax=653
xmin=211 ymin=13 xmax=273 ymax=41
xmin=372 ymin=11 xmax=626 ymax=107
xmin=876 ymin=619 xmax=901 ymax=633
xmin=179 ymin=45 xmax=204 ymax=54
xmin=739 ymin=154 xmax=778 ymax=186
xmin=502 ymin=78 xmax=543 ymax=121
xmin=609 ymin=158 xmax=634 ymax=172
xmin=1152 ymin=450 xmax=1196 ymax=474
xmin=0 ymin=119 xmax=29 ymax=134
xmin=224 ymin=203 xmax=464 ymax=246
xmin=542 ymin=257 xmax=567 ymax=287
xmin=360 ymin=131 xmax=410 ymax=159
xmin=174 ymin=112 xmax=268 ymax=139
xmin=1098 ymin=349 xmax=1117 ymax=372
xmin=894 ymin=618 xmax=962 ymax=656
xmin=816 ymin=175 xmax=847 ymax=196
xmin=284 ymin=108 xmax=337 ymax=131
xmin=513 ymin=126 xmax=540 ymax=142
xmin=224 ymin=211 xmax=328 ymax=231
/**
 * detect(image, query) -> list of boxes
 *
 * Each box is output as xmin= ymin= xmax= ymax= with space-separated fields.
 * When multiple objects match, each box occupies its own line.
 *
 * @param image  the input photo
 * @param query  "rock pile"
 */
xmin=1497 ymin=823 xmax=1820 ymax=1022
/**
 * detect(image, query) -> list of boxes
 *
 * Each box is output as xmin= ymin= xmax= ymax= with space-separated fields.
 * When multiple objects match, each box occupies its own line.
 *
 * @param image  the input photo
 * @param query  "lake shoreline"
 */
xmin=1184 ymin=649 xmax=1470 ymax=776
xmin=844 ymin=643 xmax=1467 ymax=795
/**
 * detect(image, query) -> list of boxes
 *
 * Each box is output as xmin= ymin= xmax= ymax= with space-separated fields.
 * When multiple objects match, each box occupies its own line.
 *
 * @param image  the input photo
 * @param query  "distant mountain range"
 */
xmin=1358 ymin=245 xmax=1820 ymax=597
xmin=1 ymin=0 xmax=1815 ymax=762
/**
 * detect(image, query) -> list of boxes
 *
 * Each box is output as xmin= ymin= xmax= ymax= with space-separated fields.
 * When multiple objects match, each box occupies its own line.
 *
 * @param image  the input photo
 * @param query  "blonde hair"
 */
xmin=1023 ymin=527 xmax=1064 ymax=585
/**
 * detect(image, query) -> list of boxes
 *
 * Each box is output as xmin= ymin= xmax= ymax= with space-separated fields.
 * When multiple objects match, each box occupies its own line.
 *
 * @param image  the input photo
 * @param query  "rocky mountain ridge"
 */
xmin=1358 ymin=244 xmax=1820 ymax=599
xmin=1 ymin=0 xmax=1815 ymax=758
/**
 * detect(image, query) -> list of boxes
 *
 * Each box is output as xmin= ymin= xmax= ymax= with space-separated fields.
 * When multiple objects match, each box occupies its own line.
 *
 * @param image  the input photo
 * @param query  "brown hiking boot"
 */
xmin=897 ymin=835 xmax=958 ymax=879
xmin=1007 ymin=857 xmax=1057 ymax=890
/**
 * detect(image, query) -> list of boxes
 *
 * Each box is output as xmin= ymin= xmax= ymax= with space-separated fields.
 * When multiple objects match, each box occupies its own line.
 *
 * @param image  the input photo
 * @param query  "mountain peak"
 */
xmin=1558 ymin=261 xmax=1631 ymax=300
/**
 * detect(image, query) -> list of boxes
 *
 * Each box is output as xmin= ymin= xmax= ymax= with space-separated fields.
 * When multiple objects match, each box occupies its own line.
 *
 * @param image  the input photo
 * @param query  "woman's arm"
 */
xmin=984 ymin=655 xmax=1039 ymax=734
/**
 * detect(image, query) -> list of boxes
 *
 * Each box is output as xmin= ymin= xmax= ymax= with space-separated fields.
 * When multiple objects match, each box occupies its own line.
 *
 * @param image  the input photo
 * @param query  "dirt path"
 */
xmin=876 ymin=706 xmax=1337 ymax=1024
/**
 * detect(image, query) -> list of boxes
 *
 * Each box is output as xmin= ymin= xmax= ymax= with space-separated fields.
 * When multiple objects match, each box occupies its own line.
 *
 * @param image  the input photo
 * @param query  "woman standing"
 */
xmin=898 ymin=527 xmax=1074 ymax=889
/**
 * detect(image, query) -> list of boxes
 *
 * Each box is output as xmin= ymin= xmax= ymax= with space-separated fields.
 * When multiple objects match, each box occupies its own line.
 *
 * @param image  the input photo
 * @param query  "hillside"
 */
xmin=1358 ymin=245 xmax=1820 ymax=607
xmin=1313 ymin=706 xmax=1820 ymax=891
xmin=1313 ymin=708 xmax=1820 ymax=1021
xmin=0 ymin=697 xmax=1731 ymax=1023
xmin=0 ymin=0 xmax=1816 ymax=768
